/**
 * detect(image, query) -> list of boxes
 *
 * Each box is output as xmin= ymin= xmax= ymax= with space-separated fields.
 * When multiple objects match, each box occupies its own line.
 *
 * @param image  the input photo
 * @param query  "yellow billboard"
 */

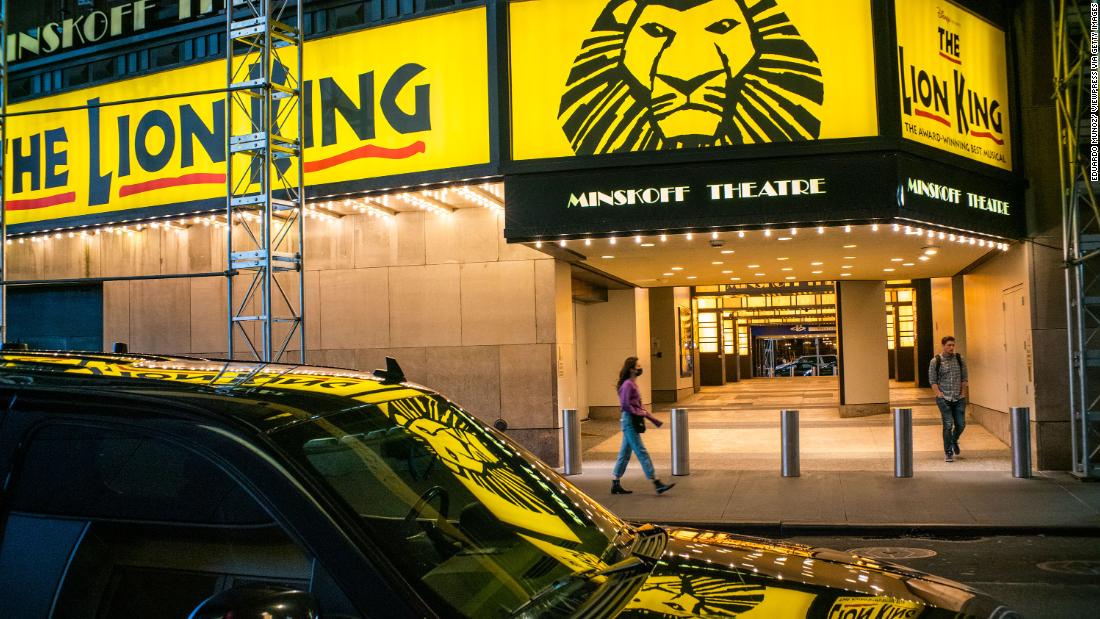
xmin=895 ymin=0 xmax=1011 ymax=170
xmin=5 ymin=8 xmax=490 ymax=226
xmin=509 ymin=0 xmax=878 ymax=160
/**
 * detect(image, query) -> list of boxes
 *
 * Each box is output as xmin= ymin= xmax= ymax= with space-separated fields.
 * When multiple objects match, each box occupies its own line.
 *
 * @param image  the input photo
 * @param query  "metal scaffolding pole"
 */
xmin=1053 ymin=0 xmax=1100 ymax=478
xmin=226 ymin=0 xmax=305 ymax=363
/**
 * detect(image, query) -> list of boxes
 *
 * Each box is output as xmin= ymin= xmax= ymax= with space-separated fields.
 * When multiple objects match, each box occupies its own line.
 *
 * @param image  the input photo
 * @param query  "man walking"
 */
xmin=929 ymin=336 xmax=968 ymax=462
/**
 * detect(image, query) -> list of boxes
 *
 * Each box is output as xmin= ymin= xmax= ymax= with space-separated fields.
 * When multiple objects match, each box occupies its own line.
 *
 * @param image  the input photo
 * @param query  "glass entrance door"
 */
xmin=754 ymin=337 xmax=838 ymax=377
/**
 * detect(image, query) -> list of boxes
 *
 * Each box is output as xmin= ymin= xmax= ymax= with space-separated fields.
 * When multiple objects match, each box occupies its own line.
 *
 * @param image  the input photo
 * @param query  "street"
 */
xmin=772 ymin=534 xmax=1100 ymax=618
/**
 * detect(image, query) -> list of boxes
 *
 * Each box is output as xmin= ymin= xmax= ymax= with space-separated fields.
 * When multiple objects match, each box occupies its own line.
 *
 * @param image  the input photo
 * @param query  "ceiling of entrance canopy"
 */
xmin=567 ymin=225 xmax=1001 ymax=287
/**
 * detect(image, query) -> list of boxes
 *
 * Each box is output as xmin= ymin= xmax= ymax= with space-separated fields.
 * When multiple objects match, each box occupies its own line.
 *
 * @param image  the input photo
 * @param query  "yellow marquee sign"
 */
xmin=509 ymin=0 xmax=879 ymax=160
xmin=5 ymin=8 xmax=490 ymax=227
xmin=896 ymin=0 xmax=1011 ymax=170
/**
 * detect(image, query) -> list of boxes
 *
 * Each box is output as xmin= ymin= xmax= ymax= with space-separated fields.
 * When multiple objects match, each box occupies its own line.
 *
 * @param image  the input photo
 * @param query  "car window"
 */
xmin=273 ymin=394 xmax=625 ymax=618
xmin=0 ymin=423 xmax=360 ymax=619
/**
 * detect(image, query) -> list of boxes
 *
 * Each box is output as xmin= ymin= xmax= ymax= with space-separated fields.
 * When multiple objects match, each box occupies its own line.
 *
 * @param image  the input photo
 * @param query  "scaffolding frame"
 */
xmin=0 ymin=0 xmax=7 ymax=344
xmin=226 ymin=0 xmax=306 ymax=363
xmin=1054 ymin=0 xmax=1100 ymax=478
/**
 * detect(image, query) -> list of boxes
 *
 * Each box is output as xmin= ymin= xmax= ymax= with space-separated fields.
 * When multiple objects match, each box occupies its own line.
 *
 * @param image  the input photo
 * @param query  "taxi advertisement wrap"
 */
xmin=509 ymin=0 xmax=879 ymax=160
xmin=895 ymin=0 xmax=1012 ymax=170
xmin=4 ymin=7 xmax=490 ymax=227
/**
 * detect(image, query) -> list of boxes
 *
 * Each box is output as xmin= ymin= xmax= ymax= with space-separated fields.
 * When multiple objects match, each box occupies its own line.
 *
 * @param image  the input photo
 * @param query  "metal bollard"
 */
xmin=781 ymin=409 xmax=800 ymax=477
xmin=562 ymin=409 xmax=581 ymax=476
xmin=671 ymin=408 xmax=690 ymax=476
xmin=893 ymin=407 xmax=913 ymax=478
xmin=1010 ymin=407 xmax=1032 ymax=478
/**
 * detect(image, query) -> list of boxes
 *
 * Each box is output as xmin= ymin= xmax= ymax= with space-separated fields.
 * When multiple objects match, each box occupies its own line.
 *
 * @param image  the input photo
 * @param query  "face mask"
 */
xmin=635 ymin=368 xmax=644 ymax=377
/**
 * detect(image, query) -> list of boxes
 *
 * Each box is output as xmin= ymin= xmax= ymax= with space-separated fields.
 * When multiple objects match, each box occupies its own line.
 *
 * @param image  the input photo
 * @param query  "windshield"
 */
xmin=271 ymin=393 xmax=627 ymax=617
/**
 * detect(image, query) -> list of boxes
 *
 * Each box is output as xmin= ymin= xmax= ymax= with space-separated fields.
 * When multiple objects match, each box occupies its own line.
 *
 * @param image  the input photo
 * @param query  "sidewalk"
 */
xmin=562 ymin=379 xmax=1100 ymax=532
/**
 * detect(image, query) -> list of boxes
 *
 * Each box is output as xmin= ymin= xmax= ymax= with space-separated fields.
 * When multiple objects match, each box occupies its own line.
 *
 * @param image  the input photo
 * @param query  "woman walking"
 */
xmin=612 ymin=356 xmax=675 ymax=495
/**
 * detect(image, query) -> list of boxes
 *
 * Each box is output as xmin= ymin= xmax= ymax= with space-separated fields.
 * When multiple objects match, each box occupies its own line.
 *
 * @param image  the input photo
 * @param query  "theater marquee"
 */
xmin=508 ymin=0 xmax=879 ymax=160
xmin=5 ymin=8 xmax=489 ymax=229
xmin=895 ymin=0 xmax=1012 ymax=170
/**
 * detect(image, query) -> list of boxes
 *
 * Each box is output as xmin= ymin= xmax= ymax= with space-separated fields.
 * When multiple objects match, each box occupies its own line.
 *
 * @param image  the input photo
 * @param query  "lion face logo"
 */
xmin=560 ymin=0 xmax=824 ymax=153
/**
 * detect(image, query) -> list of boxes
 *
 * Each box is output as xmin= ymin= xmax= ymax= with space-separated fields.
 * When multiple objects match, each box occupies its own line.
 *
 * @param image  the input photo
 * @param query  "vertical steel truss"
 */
xmin=0 ymin=0 xmax=7 ymax=345
xmin=1054 ymin=0 xmax=1100 ymax=478
xmin=226 ymin=0 xmax=305 ymax=363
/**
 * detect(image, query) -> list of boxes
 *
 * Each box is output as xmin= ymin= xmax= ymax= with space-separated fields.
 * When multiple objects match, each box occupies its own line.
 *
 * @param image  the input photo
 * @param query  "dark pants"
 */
xmin=936 ymin=397 xmax=966 ymax=454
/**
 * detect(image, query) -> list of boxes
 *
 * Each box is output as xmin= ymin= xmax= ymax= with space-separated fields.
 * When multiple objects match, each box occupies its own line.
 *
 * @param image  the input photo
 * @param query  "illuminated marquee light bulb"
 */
xmin=660 ymin=234 xmax=667 ymax=242
xmin=764 ymin=229 xmax=772 ymax=237
xmin=609 ymin=237 xmax=617 ymax=245
xmin=817 ymin=226 xmax=824 ymax=234
xmin=635 ymin=235 xmax=642 ymax=244
xmin=712 ymin=231 xmax=719 ymax=240
xmin=559 ymin=239 xmax=567 ymax=247
xmin=893 ymin=223 xmax=900 ymax=232
xmin=790 ymin=228 xmax=797 ymax=236
xmin=535 ymin=240 xmax=543 ymax=248
xmin=686 ymin=232 xmax=694 ymax=241
xmin=585 ymin=238 xmax=592 ymax=246
xmin=872 ymin=223 xmax=879 ymax=232
xmin=844 ymin=225 xmax=851 ymax=233
xmin=738 ymin=230 xmax=745 ymax=238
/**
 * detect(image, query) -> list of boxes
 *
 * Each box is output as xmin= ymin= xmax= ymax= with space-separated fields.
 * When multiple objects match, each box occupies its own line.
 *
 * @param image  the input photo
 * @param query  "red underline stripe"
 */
xmin=119 ymin=172 xmax=226 ymax=197
xmin=6 ymin=192 xmax=77 ymax=211
xmin=938 ymin=51 xmax=962 ymax=65
xmin=305 ymin=141 xmax=426 ymax=173
xmin=915 ymin=108 xmax=952 ymax=127
xmin=970 ymin=130 xmax=1005 ymax=145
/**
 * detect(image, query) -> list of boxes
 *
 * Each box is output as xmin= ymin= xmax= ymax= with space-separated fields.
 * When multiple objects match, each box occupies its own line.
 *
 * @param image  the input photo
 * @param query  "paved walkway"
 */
xmin=564 ymin=378 xmax=1100 ymax=531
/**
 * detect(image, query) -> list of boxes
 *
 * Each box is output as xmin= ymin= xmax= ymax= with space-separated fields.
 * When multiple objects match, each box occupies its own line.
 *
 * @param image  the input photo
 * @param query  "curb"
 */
xmin=640 ymin=521 xmax=1100 ymax=538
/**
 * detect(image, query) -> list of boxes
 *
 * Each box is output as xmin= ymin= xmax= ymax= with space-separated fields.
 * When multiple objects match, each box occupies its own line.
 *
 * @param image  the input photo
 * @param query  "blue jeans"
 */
xmin=613 ymin=411 xmax=655 ymax=480
xmin=936 ymin=397 xmax=966 ymax=454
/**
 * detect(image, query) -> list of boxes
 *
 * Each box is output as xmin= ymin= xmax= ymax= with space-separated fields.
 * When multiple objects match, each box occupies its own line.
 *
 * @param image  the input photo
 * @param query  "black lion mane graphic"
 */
xmin=559 ymin=0 xmax=824 ymax=154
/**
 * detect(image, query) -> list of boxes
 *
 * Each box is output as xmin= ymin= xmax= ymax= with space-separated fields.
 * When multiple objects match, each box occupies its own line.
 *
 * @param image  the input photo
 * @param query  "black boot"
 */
xmin=653 ymin=479 xmax=676 ymax=495
xmin=611 ymin=480 xmax=633 ymax=494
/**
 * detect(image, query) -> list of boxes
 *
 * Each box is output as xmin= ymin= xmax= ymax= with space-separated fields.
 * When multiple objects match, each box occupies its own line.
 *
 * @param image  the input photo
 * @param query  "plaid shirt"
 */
xmin=929 ymin=353 xmax=967 ymax=400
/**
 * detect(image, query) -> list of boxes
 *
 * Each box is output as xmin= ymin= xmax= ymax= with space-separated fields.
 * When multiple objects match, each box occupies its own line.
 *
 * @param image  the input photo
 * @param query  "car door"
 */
xmin=0 ymin=393 xmax=425 ymax=618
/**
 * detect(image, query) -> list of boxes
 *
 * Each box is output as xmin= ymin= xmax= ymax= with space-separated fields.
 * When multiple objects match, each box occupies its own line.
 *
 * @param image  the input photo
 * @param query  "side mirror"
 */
xmin=189 ymin=584 xmax=320 ymax=619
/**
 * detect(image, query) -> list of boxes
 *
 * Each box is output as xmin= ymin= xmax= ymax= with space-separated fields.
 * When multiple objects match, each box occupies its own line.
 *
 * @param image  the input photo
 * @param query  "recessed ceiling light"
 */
xmin=687 ymin=276 xmax=697 ymax=280
xmin=924 ymin=248 xmax=939 ymax=255
xmin=730 ymin=277 xmax=742 ymax=281
xmin=883 ymin=268 xmax=895 ymax=272
xmin=755 ymin=272 xmax=765 ymax=276
xmin=663 ymin=272 xmax=674 ymax=276
xmin=918 ymin=256 xmax=930 ymax=261
xmin=840 ymin=273 xmax=852 ymax=277
xmin=601 ymin=255 xmax=614 ymax=259
xmin=748 ymin=264 xmax=760 ymax=268
xmin=778 ymin=237 xmax=792 ymax=241
xmin=671 ymin=266 xmax=684 ymax=270
xmin=841 ymin=265 xmax=853 ymax=269
xmin=902 ymin=263 xmax=915 ymax=266
xmin=785 ymin=276 xmax=796 ymax=280
xmin=843 ymin=244 xmax=857 ymax=248
xmin=781 ymin=267 xmax=793 ymax=272
xmin=812 ymin=270 xmax=823 ymax=274
xmin=721 ymin=250 xmax=735 ymax=254
xmin=891 ymin=258 xmax=903 ymax=262
xmin=843 ymin=256 xmax=856 ymax=259
xmin=811 ymin=261 xmax=823 ymax=266
xmin=712 ymin=261 xmax=724 ymax=265
xmin=777 ymin=257 xmax=789 ymax=261
xmin=641 ymin=242 xmax=655 ymax=247
xmin=722 ymin=270 xmax=733 ymax=274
